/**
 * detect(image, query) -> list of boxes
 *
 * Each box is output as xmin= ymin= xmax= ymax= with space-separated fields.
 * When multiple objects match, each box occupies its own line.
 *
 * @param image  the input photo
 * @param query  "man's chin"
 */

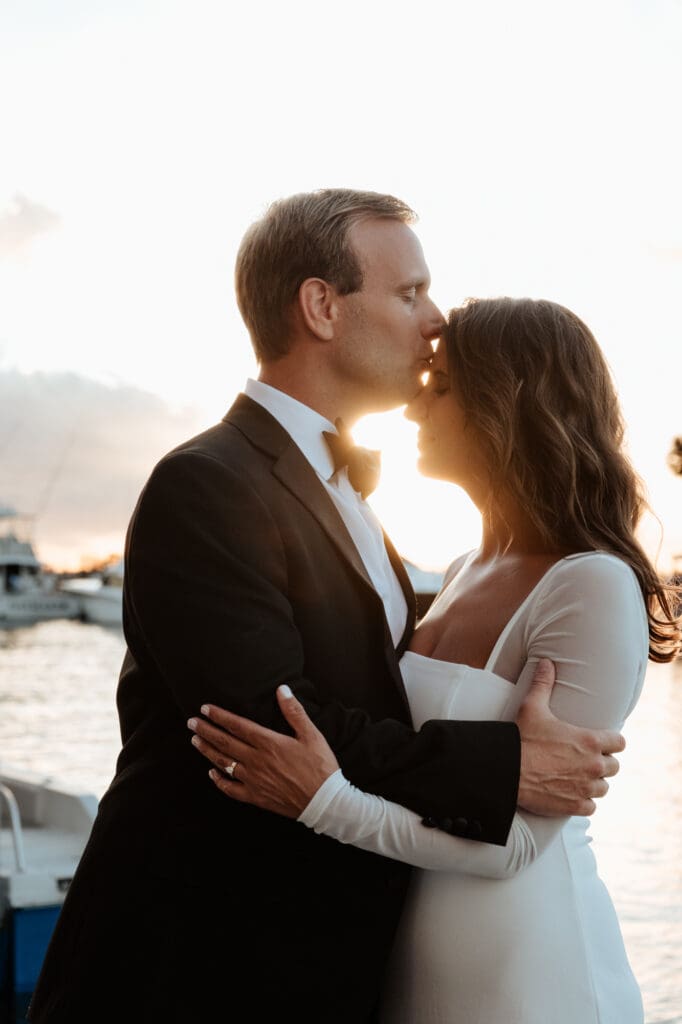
xmin=392 ymin=378 xmax=425 ymax=409
xmin=363 ymin=390 xmax=413 ymax=415
xmin=355 ymin=376 xmax=423 ymax=415
xmin=407 ymin=377 xmax=427 ymax=401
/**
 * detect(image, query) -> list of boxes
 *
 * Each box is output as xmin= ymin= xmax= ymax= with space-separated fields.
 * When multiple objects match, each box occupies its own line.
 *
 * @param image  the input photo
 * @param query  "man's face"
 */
xmin=331 ymin=218 xmax=446 ymax=412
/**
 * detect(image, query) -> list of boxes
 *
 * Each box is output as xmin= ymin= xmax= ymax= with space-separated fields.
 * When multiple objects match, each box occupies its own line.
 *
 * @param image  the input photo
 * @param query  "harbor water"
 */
xmin=1 ymin=619 xmax=681 ymax=1022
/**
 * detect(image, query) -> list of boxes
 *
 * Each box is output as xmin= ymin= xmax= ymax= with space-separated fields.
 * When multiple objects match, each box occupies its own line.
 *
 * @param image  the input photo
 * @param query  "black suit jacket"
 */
xmin=30 ymin=395 xmax=520 ymax=1024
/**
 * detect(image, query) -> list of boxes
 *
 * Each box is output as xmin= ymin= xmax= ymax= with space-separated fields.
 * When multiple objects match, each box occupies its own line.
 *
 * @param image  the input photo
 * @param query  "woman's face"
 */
xmin=405 ymin=339 xmax=490 ymax=497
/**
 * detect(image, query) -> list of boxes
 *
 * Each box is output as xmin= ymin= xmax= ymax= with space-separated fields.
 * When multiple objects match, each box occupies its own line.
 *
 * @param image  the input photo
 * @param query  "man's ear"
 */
xmin=297 ymin=278 xmax=341 ymax=341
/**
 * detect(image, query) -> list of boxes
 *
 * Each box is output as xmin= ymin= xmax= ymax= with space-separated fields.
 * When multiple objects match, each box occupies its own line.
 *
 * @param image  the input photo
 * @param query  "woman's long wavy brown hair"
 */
xmin=444 ymin=296 xmax=680 ymax=663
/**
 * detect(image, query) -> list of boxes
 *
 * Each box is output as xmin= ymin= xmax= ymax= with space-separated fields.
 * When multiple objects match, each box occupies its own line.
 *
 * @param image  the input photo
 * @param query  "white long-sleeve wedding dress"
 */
xmin=300 ymin=552 xmax=646 ymax=1023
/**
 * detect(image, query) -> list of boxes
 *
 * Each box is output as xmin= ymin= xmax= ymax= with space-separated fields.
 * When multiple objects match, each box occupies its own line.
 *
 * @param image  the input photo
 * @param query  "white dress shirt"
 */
xmin=244 ymin=378 xmax=408 ymax=647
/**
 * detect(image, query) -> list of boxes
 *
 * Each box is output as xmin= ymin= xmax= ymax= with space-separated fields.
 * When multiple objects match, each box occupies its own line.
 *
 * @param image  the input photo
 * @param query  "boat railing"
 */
xmin=0 ymin=782 xmax=27 ymax=872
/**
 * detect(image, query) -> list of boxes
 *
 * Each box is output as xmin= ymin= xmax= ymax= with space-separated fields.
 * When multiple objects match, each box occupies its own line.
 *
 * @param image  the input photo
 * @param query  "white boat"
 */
xmin=61 ymin=559 xmax=123 ymax=626
xmin=0 ymin=508 xmax=80 ymax=625
xmin=0 ymin=766 xmax=97 ymax=1017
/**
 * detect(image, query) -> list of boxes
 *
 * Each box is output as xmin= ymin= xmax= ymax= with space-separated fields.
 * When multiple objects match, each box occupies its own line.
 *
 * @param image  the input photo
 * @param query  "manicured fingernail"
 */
xmin=187 ymin=718 xmax=198 ymax=730
xmin=191 ymin=735 xmax=200 ymax=747
xmin=201 ymin=705 xmax=211 ymax=717
xmin=278 ymin=684 xmax=293 ymax=698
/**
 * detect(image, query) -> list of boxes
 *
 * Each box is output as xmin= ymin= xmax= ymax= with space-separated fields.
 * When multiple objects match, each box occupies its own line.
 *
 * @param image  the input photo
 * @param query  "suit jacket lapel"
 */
xmin=383 ymin=530 xmax=417 ymax=657
xmin=225 ymin=394 xmax=376 ymax=598
xmin=271 ymin=443 xmax=377 ymax=597
xmin=225 ymin=394 xmax=413 ymax=711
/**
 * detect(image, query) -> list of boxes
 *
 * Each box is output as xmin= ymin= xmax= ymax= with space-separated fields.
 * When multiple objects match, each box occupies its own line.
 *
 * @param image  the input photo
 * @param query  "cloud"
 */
xmin=0 ymin=193 xmax=61 ymax=258
xmin=0 ymin=368 xmax=204 ymax=566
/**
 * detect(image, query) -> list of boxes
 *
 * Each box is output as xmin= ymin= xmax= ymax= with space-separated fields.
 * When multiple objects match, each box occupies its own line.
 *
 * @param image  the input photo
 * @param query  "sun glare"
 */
xmin=1 ymin=0 xmax=680 ymax=571
xmin=354 ymin=410 xmax=482 ymax=570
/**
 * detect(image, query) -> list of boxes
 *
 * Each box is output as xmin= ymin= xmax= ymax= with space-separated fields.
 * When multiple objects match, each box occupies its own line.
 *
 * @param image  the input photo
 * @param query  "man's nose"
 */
xmin=423 ymin=301 xmax=446 ymax=340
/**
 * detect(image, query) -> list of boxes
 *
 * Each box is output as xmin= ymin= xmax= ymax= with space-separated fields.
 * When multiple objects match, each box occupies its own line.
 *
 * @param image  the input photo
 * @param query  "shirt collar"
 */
xmin=244 ymin=379 xmax=337 ymax=480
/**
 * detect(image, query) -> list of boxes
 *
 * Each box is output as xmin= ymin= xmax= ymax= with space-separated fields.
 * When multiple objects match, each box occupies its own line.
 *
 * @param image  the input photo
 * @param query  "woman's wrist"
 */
xmin=297 ymin=768 xmax=348 ymax=827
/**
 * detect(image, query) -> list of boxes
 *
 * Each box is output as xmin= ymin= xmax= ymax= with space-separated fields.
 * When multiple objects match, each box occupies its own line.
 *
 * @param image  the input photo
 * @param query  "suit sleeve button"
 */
xmin=439 ymin=817 xmax=454 ymax=831
xmin=467 ymin=819 xmax=483 ymax=839
xmin=421 ymin=816 xmax=438 ymax=828
xmin=452 ymin=816 xmax=469 ymax=835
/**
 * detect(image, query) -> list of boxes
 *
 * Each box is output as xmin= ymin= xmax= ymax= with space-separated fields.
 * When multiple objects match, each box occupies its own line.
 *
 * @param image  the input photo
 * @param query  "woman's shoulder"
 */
xmin=551 ymin=550 xmax=640 ymax=587
xmin=532 ymin=550 xmax=646 ymax=623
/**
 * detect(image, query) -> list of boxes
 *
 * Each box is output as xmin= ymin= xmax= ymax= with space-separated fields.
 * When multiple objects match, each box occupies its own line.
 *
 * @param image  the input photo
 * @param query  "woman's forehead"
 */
xmin=431 ymin=339 xmax=448 ymax=371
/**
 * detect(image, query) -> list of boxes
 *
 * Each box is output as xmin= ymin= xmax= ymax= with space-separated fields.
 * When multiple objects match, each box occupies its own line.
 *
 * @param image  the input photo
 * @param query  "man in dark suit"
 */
xmin=30 ymin=190 xmax=622 ymax=1023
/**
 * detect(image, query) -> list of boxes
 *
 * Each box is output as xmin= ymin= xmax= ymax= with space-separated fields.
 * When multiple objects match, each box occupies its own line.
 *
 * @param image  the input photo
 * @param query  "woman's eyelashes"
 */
xmin=429 ymin=371 xmax=450 ymax=395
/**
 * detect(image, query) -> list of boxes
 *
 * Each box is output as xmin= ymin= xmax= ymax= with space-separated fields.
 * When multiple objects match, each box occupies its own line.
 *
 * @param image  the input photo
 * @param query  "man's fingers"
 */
xmin=591 ymin=777 xmax=610 ymax=799
xmin=531 ymin=658 xmax=557 ymax=687
xmin=600 ymin=754 xmax=620 ymax=778
xmin=519 ymin=659 xmax=557 ymax=711
xmin=597 ymin=729 xmax=626 ymax=756
xmin=544 ymin=795 xmax=599 ymax=817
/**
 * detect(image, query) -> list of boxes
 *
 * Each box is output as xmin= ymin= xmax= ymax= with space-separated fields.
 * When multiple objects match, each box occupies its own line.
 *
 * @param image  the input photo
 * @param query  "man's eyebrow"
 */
xmin=396 ymin=275 xmax=431 ymax=291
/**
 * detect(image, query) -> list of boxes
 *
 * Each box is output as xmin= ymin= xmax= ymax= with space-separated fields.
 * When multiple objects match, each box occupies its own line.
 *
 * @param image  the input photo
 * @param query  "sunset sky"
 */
xmin=1 ymin=0 xmax=681 ymax=571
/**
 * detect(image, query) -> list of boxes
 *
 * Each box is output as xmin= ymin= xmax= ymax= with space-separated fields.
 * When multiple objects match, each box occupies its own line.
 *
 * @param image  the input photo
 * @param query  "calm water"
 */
xmin=1 ymin=619 xmax=681 ymax=1022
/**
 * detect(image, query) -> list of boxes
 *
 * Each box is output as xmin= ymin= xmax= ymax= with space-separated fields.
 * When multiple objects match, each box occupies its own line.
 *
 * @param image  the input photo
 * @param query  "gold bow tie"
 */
xmin=323 ymin=418 xmax=381 ymax=500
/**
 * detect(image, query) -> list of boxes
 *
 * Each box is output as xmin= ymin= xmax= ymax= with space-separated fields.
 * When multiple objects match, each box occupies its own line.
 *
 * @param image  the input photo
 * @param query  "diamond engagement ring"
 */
xmin=224 ymin=760 xmax=239 ymax=778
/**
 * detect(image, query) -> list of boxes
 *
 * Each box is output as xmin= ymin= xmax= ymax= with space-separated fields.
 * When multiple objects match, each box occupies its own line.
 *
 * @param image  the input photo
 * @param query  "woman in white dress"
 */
xmin=191 ymin=298 xmax=681 ymax=1022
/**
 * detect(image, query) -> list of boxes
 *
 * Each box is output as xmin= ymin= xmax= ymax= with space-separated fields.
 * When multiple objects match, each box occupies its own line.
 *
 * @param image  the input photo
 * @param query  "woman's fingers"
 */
xmin=187 ymin=717 xmax=253 ymax=760
xmin=209 ymin=769 xmax=250 ymax=801
xmin=190 ymin=683 xmax=314 ymax=751
xmin=190 ymin=733 xmax=248 ymax=777
xmin=276 ymin=684 xmax=318 ymax=740
xmin=196 ymin=703 xmax=275 ymax=747
xmin=188 ymin=687 xmax=339 ymax=819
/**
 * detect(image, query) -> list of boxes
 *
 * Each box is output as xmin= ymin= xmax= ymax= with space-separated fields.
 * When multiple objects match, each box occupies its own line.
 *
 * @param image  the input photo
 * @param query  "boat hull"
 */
xmin=0 ymin=770 xmax=98 ymax=1023
xmin=0 ymin=593 xmax=80 ymax=625
xmin=61 ymin=584 xmax=123 ymax=626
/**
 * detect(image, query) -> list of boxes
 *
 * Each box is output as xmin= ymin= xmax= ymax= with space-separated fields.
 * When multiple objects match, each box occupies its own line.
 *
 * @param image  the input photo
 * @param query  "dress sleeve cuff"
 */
xmin=297 ymin=768 xmax=348 ymax=828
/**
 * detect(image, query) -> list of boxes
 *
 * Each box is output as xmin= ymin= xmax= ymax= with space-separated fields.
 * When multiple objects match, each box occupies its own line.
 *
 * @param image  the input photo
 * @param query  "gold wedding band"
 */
xmin=224 ymin=760 xmax=238 ymax=778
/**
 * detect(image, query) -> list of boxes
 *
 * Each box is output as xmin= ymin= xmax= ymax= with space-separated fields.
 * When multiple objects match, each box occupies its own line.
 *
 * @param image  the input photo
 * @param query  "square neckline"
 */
xmin=407 ymin=551 xmax=601 ymax=680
